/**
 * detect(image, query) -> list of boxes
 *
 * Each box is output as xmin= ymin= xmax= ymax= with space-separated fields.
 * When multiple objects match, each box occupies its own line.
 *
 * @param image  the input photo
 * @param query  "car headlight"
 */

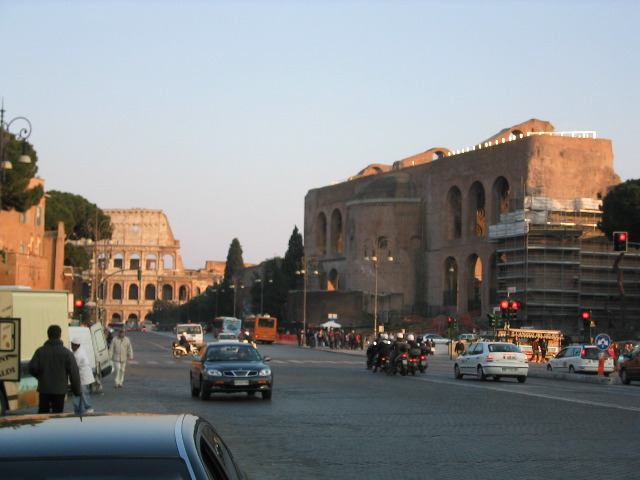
xmin=206 ymin=369 xmax=223 ymax=377
xmin=259 ymin=368 xmax=271 ymax=376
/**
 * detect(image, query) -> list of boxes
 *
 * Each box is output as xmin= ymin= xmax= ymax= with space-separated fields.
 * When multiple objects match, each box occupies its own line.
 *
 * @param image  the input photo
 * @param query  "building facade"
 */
xmin=301 ymin=119 xmax=639 ymax=337
xmin=79 ymin=208 xmax=223 ymax=326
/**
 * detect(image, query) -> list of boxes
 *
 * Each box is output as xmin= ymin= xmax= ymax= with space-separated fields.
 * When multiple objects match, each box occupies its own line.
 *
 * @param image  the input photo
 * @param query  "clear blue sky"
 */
xmin=2 ymin=0 xmax=637 ymax=269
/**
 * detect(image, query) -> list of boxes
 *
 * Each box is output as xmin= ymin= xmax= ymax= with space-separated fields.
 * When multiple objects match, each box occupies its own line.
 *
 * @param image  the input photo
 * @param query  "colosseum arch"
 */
xmin=162 ymin=284 xmax=173 ymax=301
xmin=328 ymin=269 xmax=339 ymax=291
xmin=179 ymin=285 xmax=189 ymax=301
xmin=129 ymin=254 xmax=140 ymax=270
xmin=446 ymin=186 xmax=462 ymax=240
xmin=112 ymin=283 xmax=123 ymax=300
xmin=443 ymin=257 xmax=458 ymax=307
xmin=466 ymin=254 xmax=482 ymax=312
xmin=128 ymin=284 xmax=139 ymax=300
xmin=330 ymin=209 xmax=343 ymax=254
xmin=468 ymin=181 xmax=486 ymax=237
xmin=144 ymin=284 xmax=156 ymax=300
xmin=113 ymin=253 xmax=124 ymax=269
xmin=316 ymin=212 xmax=327 ymax=255
xmin=163 ymin=254 xmax=174 ymax=270
xmin=491 ymin=176 xmax=510 ymax=225
xmin=146 ymin=254 xmax=157 ymax=271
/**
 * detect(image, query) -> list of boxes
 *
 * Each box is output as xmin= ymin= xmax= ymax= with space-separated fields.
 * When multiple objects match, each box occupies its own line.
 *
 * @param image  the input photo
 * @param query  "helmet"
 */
xmin=397 ymin=332 xmax=404 ymax=339
xmin=407 ymin=334 xmax=415 ymax=341
xmin=381 ymin=333 xmax=389 ymax=340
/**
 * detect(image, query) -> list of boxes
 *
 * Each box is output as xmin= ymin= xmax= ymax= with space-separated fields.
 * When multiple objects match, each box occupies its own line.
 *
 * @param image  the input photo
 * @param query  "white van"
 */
xmin=69 ymin=324 xmax=112 ymax=392
xmin=176 ymin=323 xmax=204 ymax=347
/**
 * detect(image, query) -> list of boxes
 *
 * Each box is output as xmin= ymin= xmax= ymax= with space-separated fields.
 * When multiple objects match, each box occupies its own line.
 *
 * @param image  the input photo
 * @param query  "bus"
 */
xmin=212 ymin=317 xmax=243 ymax=337
xmin=243 ymin=315 xmax=277 ymax=344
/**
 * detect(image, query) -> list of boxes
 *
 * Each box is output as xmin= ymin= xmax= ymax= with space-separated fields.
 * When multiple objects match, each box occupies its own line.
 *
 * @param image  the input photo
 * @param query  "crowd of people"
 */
xmin=298 ymin=328 xmax=365 ymax=349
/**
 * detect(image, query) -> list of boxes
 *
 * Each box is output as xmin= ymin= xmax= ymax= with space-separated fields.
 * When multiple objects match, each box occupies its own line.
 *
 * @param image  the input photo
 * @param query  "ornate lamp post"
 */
xmin=296 ymin=257 xmax=319 ymax=347
xmin=0 ymin=102 xmax=33 ymax=210
xmin=363 ymin=236 xmax=393 ymax=335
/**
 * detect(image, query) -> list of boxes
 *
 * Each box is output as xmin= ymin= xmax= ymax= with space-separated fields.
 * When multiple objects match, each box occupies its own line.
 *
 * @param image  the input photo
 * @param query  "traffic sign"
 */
xmin=594 ymin=333 xmax=611 ymax=351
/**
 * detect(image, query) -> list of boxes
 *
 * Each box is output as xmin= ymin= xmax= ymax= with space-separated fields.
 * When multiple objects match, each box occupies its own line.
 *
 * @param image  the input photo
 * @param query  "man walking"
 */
xmin=71 ymin=336 xmax=95 ymax=413
xmin=29 ymin=325 xmax=82 ymax=414
xmin=110 ymin=330 xmax=133 ymax=388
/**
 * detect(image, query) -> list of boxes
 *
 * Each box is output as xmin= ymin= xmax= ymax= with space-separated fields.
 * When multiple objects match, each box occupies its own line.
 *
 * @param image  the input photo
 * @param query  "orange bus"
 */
xmin=243 ymin=315 xmax=277 ymax=344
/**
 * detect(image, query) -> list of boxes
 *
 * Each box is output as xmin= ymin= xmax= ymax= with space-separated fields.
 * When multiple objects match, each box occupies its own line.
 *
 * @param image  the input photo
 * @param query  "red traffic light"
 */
xmin=447 ymin=317 xmax=452 ymax=323
xmin=74 ymin=299 xmax=84 ymax=308
xmin=500 ymin=300 xmax=509 ymax=309
xmin=619 ymin=233 xmax=628 ymax=241
xmin=581 ymin=311 xmax=591 ymax=320
xmin=510 ymin=301 xmax=520 ymax=310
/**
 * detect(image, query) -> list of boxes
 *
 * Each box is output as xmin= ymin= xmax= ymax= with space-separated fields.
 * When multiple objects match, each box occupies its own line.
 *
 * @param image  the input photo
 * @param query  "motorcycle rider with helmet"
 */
xmin=373 ymin=333 xmax=392 ymax=373
xmin=388 ymin=332 xmax=408 ymax=375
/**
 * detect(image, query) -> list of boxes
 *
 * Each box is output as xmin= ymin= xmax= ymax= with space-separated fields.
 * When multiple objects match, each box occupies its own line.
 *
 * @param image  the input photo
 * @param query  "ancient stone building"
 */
xmin=79 ymin=208 xmax=222 ymax=326
xmin=0 ymin=177 xmax=66 ymax=290
xmin=300 ymin=119 xmax=640 ymax=337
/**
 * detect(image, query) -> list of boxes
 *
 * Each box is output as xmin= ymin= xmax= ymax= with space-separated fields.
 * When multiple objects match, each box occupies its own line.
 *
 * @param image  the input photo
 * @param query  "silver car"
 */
xmin=455 ymin=341 xmax=529 ymax=383
xmin=547 ymin=345 xmax=614 ymax=375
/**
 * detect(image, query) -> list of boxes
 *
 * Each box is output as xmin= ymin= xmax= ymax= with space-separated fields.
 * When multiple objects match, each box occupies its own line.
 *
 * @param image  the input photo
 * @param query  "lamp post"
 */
xmin=254 ymin=275 xmax=273 ymax=315
xmin=230 ymin=281 xmax=243 ymax=317
xmin=363 ymin=237 xmax=393 ymax=335
xmin=88 ymin=213 xmax=112 ymax=326
xmin=0 ymin=102 xmax=33 ymax=210
xmin=296 ymin=257 xmax=319 ymax=347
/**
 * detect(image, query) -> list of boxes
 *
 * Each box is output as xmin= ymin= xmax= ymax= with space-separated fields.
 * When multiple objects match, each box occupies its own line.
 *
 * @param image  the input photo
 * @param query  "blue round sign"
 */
xmin=594 ymin=333 xmax=611 ymax=351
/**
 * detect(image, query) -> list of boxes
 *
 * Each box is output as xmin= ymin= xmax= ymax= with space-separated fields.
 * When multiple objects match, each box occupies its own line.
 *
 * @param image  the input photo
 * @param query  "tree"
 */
xmin=223 ymin=238 xmax=244 ymax=284
xmin=0 ymin=136 xmax=43 ymax=212
xmin=45 ymin=190 xmax=112 ymax=241
xmin=282 ymin=226 xmax=304 ymax=289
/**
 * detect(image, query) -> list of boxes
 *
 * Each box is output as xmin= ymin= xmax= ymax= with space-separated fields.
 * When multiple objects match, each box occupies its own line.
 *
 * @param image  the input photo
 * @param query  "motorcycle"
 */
xmin=408 ymin=346 xmax=428 ymax=374
xmin=366 ymin=342 xmax=378 ymax=369
xmin=389 ymin=351 xmax=409 ymax=376
xmin=172 ymin=341 xmax=198 ymax=358
xmin=373 ymin=353 xmax=390 ymax=374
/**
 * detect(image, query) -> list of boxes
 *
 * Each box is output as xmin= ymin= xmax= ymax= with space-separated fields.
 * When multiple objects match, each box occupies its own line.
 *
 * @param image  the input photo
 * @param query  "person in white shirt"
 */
xmin=109 ymin=330 xmax=134 ymax=388
xmin=71 ymin=337 xmax=95 ymax=414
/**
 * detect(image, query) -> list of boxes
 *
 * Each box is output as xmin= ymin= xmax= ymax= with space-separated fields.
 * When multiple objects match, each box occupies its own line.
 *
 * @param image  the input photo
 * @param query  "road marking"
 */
xmin=418 ymin=375 xmax=640 ymax=412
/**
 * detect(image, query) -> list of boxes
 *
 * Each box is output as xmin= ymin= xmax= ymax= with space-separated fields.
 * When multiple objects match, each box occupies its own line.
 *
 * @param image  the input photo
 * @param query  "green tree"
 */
xmin=64 ymin=243 xmax=91 ymax=270
xmin=599 ymin=179 xmax=640 ymax=246
xmin=0 ymin=136 xmax=43 ymax=212
xmin=217 ymin=238 xmax=245 ymax=316
xmin=282 ymin=226 xmax=304 ymax=289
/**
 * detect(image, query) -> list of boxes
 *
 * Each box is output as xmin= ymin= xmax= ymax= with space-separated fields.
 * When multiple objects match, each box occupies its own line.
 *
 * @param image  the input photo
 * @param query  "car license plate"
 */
xmin=502 ymin=367 xmax=518 ymax=372
xmin=234 ymin=380 xmax=249 ymax=386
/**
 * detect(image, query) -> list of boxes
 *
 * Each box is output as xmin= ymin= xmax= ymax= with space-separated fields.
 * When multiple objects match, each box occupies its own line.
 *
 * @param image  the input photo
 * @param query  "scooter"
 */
xmin=172 ymin=341 xmax=197 ymax=358
xmin=408 ymin=346 xmax=428 ymax=374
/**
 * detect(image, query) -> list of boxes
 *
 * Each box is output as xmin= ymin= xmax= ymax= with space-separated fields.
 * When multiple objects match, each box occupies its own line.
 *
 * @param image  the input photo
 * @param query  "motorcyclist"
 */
xmin=366 ymin=334 xmax=381 ymax=369
xmin=373 ymin=333 xmax=392 ymax=373
xmin=388 ymin=332 xmax=408 ymax=375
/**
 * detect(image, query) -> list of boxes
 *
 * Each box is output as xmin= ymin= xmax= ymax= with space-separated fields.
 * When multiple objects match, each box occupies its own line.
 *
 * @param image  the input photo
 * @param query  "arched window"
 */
xmin=467 ymin=254 xmax=482 ymax=312
xmin=328 ymin=269 xmax=339 ymax=291
xmin=163 ymin=254 xmax=174 ymax=270
xmin=468 ymin=182 xmax=486 ymax=237
xmin=330 ymin=209 xmax=343 ymax=254
xmin=112 ymin=283 xmax=122 ymax=300
xmin=113 ymin=253 xmax=124 ymax=269
xmin=145 ymin=284 xmax=156 ymax=300
xmin=129 ymin=284 xmax=139 ymax=300
xmin=162 ymin=284 xmax=173 ymax=301
xmin=129 ymin=254 xmax=140 ymax=270
xmin=146 ymin=254 xmax=157 ymax=271
xmin=491 ymin=177 xmax=510 ymax=225
xmin=316 ymin=212 xmax=327 ymax=255
xmin=179 ymin=285 xmax=189 ymax=301
xmin=443 ymin=257 xmax=458 ymax=307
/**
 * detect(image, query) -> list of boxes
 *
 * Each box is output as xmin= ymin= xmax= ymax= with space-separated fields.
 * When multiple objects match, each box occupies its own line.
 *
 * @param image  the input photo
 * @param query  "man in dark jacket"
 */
xmin=29 ymin=324 xmax=82 ymax=414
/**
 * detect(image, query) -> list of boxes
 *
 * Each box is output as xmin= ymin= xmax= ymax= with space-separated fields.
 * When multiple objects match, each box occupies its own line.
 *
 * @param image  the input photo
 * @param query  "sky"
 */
xmin=1 ymin=0 xmax=638 ymax=269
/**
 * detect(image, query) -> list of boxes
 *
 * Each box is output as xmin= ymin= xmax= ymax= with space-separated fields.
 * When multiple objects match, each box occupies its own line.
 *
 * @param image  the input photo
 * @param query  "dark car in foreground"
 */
xmin=0 ymin=413 xmax=247 ymax=480
xmin=190 ymin=342 xmax=273 ymax=400
xmin=619 ymin=344 xmax=640 ymax=384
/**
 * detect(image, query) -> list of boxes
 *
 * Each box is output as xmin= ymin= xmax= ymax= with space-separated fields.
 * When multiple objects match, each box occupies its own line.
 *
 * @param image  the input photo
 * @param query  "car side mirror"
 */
xmin=263 ymin=356 xmax=271 ymax=362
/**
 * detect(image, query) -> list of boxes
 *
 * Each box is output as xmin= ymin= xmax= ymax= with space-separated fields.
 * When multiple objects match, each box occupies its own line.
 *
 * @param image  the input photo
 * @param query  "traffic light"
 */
xmin=487 ymin=313 xmax=495 ymax=327
xmin=74 ymin=299 xmax=84 ymax=319
xmin=500 ymin=300 xmax=509 ymax=319
xmin=510 ymin=301 xmax=520 ymax=315
xmin=581 ymin=311 xmax=591 ymax=321
xmin=613 ymin=232 xmax=628 ymax=252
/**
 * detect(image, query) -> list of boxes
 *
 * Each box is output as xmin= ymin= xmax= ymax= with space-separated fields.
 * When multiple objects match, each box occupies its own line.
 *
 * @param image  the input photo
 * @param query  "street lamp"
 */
xmin=296 ymin=257 xmax=319 ymax=347
xmin=0 ymin=102 xmax=33 ymax=210
xmin=254 ymin=276 xmax=273 ymax=315
xmin=230 ymin=281 xmax=244 ymax=317
xmin=363 ymin=237 xmax=393 ymax=335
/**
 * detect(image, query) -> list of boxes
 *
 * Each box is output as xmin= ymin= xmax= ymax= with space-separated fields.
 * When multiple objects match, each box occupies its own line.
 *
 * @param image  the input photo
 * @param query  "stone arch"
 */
xmin=446 ymin=186 xmax=462 ymax=240
xmin=113 ymin=253 xmax=124 ymax=269
xmin=163 ymin=254 xmax=174 ymax=270
xmin=144 ymin=284 xmax=156 ymax=300
xmin=443 ymin=257 xmax=458 ymax=307
xmin=179 ymin=285 xmax=189 ymax=301
xmin=112 ymin=283 xmax=123 ymax=300
xmin=129 ymin=253 xmax=140 ymax=270
xmin=491 ymin=176 xmax=511 ymax=225
xmin=466 ymin=254 xmax=482 ymax=312
xmin=316 ymin=212 xmax=327 ymax=255
xmin=146 ymin=254 xmax=157 ymax=271
xmin=110 ymin=312 xmax=122 ymax=322
xmin=468 ymin=182 xmax=486 ymax=237
xmin=162 ymin=284 xmax=173 ymax=301
xmin=127 ymin=313 xmax=139 ymax=323
xmin=330 ymin=209 xmax=343 ymax=254
xmin=328 ymin=269 xmax=339 ymax=291
xmin=128 ymin=284 xmax=139 ymax=300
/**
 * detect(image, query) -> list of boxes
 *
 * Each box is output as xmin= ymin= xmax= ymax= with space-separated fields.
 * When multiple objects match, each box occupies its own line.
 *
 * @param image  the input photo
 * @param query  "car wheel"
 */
xmin=620 ymin=369 xmax=631 ymax=385
xmin=190 ymin=375 xmax=200 ymax=397
xmin=477 ymin=366 xmax=487 ymax=381
xmin=547 ymin=364 xmax=553 ymax=372
xmin=199 ymin=380 xmax=210 ymax=401
xmin=454 ymin=364 xmax=463 ymax=379
xmin=492 ymin=376 xmax=501 ymax=382
xmin=261 ymin=390 xmax=272 ymax=400
xmin=517 ymin=376 xmax=527 ymax=383
xmin=569 ymin=365 xmax=576 ymax=374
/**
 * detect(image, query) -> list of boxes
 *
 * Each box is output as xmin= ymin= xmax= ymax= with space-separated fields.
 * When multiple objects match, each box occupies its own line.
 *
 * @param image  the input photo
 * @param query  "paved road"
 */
xmin=19 ymin=331 xmax=640 ymax=479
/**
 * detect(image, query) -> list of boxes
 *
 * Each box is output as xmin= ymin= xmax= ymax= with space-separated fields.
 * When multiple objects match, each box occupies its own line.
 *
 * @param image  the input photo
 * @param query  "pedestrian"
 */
xmin=539 ymin=338 xmax=548 ymax=362
xmin=455 ymin=340 xmax=465 ymax=356
xmin=110 ymin=330 xmax=133 ymax=388
xmin=71 ymin=336 xmax=95 ymax=414
xmin=531 ymin=338 xmax=540 ymax=362
xmin=28 ymin=325 xmax=82 ymax=414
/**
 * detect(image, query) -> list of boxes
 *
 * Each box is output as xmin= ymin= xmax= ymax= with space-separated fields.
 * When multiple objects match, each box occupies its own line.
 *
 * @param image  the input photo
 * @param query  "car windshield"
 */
xmin=1 ymin=458 xmax=191 ymax=480
xmin=487 ymin=343 xmax=522 ymax=353
xmin=205 ymin=345 xmax=260 ymax=362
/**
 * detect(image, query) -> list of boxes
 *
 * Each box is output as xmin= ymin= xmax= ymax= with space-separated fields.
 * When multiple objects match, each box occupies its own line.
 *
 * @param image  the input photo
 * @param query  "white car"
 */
xmin=547 ymin=345 xmax=614 ymax=375
xmin=454 ymin=341 xmax=529 ymax=383
xmin=216 ymin=332 xmax=239 ymax=343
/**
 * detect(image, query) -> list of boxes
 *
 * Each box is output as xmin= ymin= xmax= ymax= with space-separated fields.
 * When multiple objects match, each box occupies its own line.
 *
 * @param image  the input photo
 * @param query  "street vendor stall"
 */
xmin=495 ymin=328 xmax=564 ymax=360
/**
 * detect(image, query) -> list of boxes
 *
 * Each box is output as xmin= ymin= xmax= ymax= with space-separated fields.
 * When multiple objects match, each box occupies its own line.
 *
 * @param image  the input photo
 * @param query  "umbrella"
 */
xmin=320 ymin=320 xmax=341 ymax=329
